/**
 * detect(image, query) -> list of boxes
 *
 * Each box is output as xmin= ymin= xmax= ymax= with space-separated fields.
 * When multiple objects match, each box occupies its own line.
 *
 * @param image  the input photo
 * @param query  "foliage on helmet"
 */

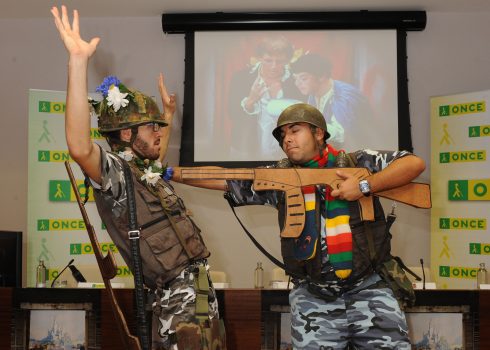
xmin=90 ymin=75 xmax=167 ymax=133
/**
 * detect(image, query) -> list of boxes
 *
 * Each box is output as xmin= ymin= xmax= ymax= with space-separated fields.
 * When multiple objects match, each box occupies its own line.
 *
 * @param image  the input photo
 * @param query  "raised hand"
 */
xmin=158 ymin=73 xmax=176 ymax=162
xmin=158 ymin=73 xmax=176 ymax=120
xmin=247 ymin=76 xmax=268 ymax=104
xmin=51 ymin=5 xmax=100 ymax=59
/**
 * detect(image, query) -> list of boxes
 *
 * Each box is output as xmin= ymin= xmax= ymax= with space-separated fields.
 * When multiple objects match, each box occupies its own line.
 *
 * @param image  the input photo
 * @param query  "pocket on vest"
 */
xmin=137 ymin=187 xmax=179 ymax=214
xmin=351 ymin=219 xmax=391 ymax=276
xmin=141 ymin=217 xmax=207 ymax=272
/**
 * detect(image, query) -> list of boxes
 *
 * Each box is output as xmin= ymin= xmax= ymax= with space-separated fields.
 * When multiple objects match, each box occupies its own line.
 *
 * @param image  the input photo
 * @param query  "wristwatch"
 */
xmin=358 ymin=179 xmax=371 ymax=197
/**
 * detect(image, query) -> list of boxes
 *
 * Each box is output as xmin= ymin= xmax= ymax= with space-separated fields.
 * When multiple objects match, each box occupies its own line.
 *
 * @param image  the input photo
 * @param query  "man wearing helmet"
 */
xmin=176 ymin=102 xmax=425 ymax=349
xmin=51 ymin=6 xmax=225 ymax=350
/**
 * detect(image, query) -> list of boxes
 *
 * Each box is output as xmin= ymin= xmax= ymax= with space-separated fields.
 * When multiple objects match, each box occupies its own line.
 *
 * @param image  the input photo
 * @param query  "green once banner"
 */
xmin=430 ymin=90 xmax=490 ymax=290
xmin=27 ymin=89 xmax=133 ymax=288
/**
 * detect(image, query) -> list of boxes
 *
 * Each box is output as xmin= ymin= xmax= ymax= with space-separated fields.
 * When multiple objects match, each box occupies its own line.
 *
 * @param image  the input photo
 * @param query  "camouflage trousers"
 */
xmin=289 ymin=274 xmax=410 ymax=350
xmin=151 ymin=261 xmax=221 ymax=350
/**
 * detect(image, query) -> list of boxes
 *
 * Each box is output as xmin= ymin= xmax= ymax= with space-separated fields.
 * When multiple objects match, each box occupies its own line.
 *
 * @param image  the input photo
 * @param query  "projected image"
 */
xmin=194 ymin=30 xmax=398 ymax=162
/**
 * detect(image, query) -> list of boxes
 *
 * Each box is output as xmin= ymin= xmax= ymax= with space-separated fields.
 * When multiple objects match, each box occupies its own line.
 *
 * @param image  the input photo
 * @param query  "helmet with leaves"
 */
xmin=272 ymin=103 xmax=330 ymax=144
xmin=90 ymin=76 xmax=167 ymax=134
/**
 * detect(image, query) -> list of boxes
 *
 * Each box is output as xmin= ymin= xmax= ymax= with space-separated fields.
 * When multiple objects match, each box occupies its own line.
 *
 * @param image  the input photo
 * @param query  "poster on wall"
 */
xmin=430 ymin=89 xmax=490 ymax=289
xmin=27 ymin=89 xmax=133 ymax=288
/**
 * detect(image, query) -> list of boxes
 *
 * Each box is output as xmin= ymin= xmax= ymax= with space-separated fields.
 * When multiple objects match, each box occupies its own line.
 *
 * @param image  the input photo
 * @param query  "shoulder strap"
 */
xmin=121 ymin=160 xmax=150 ymax=350
xmin=223 ymin=192 xmax=328 ymax=285
xmin=127 ymin=162 xmax=195 ymax=259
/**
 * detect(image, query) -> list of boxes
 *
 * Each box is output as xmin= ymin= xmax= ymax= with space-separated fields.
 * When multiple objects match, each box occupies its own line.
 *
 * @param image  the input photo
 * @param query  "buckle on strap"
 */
xmin=128 ymin=230 xmax=141 ymax=240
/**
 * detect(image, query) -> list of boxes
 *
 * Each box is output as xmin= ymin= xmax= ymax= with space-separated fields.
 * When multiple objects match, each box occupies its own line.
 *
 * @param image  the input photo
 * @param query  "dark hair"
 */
xmin=291 ymin=53 xmax=332 ymax=78
xmin=102 ymin=130 xmax=122 ymax=151
xmin=256 ymin=36 xmax=294 ymax=59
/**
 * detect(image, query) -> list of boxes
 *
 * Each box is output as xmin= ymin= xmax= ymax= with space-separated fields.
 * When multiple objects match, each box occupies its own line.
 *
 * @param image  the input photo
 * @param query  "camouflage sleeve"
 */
xmin=97 ymin=147 xmax=127 ymax=202
xmin=226 ymin=180 xmax=281 ymax=208
xmin=352 ymin=149 xmax=412 ymax=173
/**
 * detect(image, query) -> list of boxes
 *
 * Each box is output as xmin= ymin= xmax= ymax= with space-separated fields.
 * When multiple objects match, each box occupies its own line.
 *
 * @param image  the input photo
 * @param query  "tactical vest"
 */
xmin=93 ymin=161 xmax=209 ymax=290
xmin=277 ymin=157 xmax=392 ymax=287
xmin=280 ymin=196 xmax=391 ymax=284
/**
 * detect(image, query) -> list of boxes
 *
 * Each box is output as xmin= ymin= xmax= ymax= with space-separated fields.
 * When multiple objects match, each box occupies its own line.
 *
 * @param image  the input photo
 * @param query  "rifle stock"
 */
xmin=173 ymin=166 xmax=431 ymax=238
xmin=65 ymin=161 xmax=141 ymax=350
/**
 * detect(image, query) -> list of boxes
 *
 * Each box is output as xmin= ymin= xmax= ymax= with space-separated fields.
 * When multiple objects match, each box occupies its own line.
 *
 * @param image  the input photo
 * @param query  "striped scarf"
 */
xmin=293 ymin=145 xmax=353 ymax=279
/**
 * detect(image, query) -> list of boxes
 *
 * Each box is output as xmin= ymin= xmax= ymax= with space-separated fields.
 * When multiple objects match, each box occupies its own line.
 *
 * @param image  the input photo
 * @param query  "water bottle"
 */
xmin=254 ymin=262 xmax=264 ymax=289
xmin=36 ymin=260 xmax=47 ymax=288
xmin=477 ymin=262 xmax=487 ymax=289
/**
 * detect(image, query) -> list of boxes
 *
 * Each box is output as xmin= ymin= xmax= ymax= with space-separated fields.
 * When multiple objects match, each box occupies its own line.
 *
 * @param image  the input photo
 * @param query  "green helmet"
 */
xmin=272 ymin=103 xmax=330 ymax=143
xmin=90 ymin=76 xmax=167 ymax=134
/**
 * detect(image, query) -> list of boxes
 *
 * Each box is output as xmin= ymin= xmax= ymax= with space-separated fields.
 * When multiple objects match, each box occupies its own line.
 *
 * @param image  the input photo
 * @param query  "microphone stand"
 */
xmin=51 ymin=259 xmax=74 ymax=288
xmin=420 ymin=258 xmax=426 ymax=290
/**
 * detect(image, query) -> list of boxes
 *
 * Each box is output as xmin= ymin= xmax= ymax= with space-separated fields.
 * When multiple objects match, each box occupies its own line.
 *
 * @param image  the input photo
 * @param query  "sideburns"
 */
xmin=310 ymin=126 xmax=325 ymax=150
xmin=133 ymin=135 xmax=151 ymax=154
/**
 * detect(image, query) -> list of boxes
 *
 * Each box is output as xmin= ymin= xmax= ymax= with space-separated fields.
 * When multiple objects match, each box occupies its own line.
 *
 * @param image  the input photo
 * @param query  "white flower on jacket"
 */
xmin=141 ymin=166 xmax=160 ymax=186
xmin=118 ymin=150 xmax=134 ymax=161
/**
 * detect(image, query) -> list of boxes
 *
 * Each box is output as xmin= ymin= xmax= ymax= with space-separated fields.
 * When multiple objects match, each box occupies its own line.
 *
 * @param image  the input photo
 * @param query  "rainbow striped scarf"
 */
xmin=293 ymin=145 xmax=353 ymax=279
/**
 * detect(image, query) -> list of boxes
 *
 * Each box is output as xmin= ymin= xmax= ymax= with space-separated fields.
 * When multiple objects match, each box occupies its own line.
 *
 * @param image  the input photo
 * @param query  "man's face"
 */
xmin=131 ymin=123 xmax=163 ymax=160
xmin=294 ymin=72 xmax=319 ymax=96
xmin=260 ymin=53 xmax=289 ymax=80
xmin=280 ymin=122 xmax=323 ymax=164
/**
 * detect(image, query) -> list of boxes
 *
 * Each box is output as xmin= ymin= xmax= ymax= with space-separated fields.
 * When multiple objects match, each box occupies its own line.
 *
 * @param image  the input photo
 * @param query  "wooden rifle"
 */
xmin=65 ymin=161 xmax=142 ymax=350
xmin=172 ymin=166 xmax=431 ymax=238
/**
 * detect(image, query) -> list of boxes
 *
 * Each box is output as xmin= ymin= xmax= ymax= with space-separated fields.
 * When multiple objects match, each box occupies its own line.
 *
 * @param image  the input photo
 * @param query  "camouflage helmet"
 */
xmin=272 ymin=103 xmax=330 ymax=143
xmin=90 ymin=76 xmax=167 ymax=133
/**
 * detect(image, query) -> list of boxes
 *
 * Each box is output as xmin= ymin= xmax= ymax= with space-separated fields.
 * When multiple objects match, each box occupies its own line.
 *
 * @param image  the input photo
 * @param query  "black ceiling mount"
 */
xmin=162 ymin=11 xmax=426 ymax=33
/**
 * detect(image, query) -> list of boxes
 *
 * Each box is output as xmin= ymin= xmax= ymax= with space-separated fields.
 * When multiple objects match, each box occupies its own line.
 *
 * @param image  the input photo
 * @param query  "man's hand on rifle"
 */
xmin=330 ymin=170 xmax=364 ymax=201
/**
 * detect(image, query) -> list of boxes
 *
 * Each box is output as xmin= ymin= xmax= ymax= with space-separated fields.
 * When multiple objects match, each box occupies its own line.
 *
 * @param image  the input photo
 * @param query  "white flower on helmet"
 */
xmin=107 ymin=85 xmax=129 ymax=112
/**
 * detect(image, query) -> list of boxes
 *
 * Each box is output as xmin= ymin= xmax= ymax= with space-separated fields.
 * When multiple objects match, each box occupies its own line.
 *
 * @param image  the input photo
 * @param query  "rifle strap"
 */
xmin=194 ymin=265 xmax=210 ymax=320
xmin=365 ymin=211 xmax=397 ymax=268
xmin=224 ymin=192 xmax=325 ymax=285
xmin=121 ymin=160 xmax=150 ymax=350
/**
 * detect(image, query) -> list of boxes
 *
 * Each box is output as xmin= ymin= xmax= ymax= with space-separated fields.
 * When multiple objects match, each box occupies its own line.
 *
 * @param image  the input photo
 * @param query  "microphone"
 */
xmin=420 ymin=258 xmax=426 ymax=290
xmin=51 ymin=259 xmax=74 ymax=287
xmin=68 ymin=264 xmax=87 ymax=283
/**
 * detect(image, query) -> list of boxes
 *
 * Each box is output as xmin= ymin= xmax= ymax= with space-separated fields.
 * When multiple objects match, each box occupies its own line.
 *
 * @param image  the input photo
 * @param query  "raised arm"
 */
xmin=51 ymin=5 xmax=102 ymax=183
xmin=158 ymin=73 xmax=176 ymax=162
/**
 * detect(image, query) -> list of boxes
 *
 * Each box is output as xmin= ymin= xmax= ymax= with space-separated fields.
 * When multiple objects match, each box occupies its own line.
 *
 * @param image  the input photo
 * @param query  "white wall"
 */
xmin=1 ymin=11 xmax=489 ymax=287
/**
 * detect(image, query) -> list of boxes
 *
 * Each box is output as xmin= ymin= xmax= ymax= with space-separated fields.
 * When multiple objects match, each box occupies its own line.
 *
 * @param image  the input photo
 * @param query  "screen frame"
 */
xmin=162 ymin=11 xmax=426 ymax=167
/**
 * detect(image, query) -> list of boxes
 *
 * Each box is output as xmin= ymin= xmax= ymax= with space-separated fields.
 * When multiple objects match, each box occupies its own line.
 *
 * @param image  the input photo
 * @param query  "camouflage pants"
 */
xmin=289 ymin=274 xmax=410 ymax=350
xmin=151 ymin=261 xmax=220 ymax=350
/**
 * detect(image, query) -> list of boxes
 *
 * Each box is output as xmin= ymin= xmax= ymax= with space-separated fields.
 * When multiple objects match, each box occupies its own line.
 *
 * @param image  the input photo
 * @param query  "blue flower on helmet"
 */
xmin=95 ymin=76 xmax=122 ymax=97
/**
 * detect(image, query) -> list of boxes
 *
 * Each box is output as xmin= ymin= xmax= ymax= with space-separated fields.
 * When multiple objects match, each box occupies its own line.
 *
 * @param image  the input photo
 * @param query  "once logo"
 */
xmin=439 ymin=265 xmax=477 ymax=279
xmin=38 ymin=101 xmax=66 ymax=114
xmin=439 ymin=218 xmax=486 ymax=230
xmin=439 ymin=150 xmax=485 ymax=163
xmin=469 ymin=125 xmax=490 ymax=138
xmin=448 ymin=179 xmax=490 ymax=201
xmin=439 ymin=101 xmax=485 ymax=117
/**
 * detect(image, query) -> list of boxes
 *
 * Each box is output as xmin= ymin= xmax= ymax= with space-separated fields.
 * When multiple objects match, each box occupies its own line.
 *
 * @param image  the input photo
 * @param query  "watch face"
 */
xmin=359 ymin=180 xmax=371 ymax=195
